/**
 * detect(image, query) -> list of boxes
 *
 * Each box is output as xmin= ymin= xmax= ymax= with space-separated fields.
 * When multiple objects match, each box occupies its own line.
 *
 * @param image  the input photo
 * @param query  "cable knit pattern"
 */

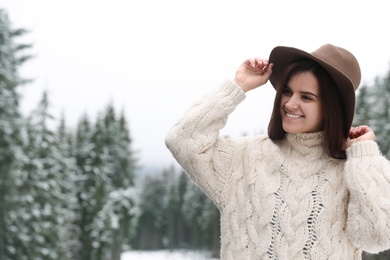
xmin=165 ymin=80 xmax=390 ymax=260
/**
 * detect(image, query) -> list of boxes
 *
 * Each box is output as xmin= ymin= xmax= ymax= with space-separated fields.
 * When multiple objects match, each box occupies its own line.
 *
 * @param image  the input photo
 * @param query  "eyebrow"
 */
xmin=300 ymin=91 xmax=318 ymax=98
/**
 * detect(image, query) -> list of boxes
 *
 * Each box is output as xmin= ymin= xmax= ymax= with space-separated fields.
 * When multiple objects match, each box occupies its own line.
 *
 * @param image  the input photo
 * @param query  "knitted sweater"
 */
xmin=165 ymin=80 xmax=390 ymax=260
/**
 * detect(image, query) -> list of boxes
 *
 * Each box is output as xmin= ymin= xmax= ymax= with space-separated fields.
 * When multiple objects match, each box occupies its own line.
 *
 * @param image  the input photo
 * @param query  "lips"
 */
xmin=285 ymin=112 xmax=303 ymax=119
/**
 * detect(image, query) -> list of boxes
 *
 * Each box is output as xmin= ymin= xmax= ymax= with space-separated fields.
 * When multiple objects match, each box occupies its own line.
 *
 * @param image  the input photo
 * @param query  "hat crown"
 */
xmin=312 ymin=44 xmax=361 ymax=90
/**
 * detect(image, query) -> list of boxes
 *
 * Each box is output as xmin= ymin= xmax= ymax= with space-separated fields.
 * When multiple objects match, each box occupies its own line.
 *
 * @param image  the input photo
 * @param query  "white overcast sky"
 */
xmin=1 ymin=0 xmax=390 ymax=170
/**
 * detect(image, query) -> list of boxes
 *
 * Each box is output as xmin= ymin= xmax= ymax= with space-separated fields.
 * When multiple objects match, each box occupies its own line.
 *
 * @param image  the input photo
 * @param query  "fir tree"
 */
xmin=182 ymin=178 xmax=214 ymax=249
xmin=0 ymin=9 xmax=32 ymax=259
xmin=354 ymin=68 xmax=390 ymax=157
xmin=89 ymin=105 xmax=137 ymax=260
xmin=73 ymin=114 xmax=99 ymax=260
xmin=163 ymin=166 xmax=182 ymax=249
xmin=134 ymin=172 xmax=168 ymax=249
xmin=73 ymin=105 xmax=137 ymax=260
xmin=56 ymin=113 xmax=79 ymax=258
xmin=13 ymin=91 xmax=76 ymax=260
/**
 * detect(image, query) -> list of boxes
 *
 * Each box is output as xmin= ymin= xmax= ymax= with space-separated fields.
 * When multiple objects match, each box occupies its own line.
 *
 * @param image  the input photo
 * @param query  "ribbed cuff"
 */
xmin=346 ymin=141 xmax=381 ymax=158
xmin=216 ymin=80 xmax=246 ymax=106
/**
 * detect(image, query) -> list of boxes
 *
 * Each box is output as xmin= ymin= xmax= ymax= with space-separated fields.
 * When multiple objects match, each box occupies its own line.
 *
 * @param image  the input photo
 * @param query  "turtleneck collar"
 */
xmin=279 ymin=132 xmax=325 ymax=160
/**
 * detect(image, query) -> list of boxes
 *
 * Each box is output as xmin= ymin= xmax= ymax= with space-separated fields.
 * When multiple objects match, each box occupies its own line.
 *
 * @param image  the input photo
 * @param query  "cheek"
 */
xmin=317 ymin=105 xmax=324 ymax=120
xmin=312 ymin=105 xmax=324 ymax=124
xmin=280 ymin=96 xmax=287 ymax=108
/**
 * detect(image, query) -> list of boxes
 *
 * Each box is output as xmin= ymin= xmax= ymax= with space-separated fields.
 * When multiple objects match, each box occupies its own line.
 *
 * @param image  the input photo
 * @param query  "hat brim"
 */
xmin=268 ymin=46 xmax=355 ymax=137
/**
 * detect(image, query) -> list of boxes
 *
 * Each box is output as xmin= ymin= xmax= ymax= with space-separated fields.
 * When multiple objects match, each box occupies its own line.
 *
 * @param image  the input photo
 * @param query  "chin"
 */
xmin=282 ymin=124 xmax=300 ymax=134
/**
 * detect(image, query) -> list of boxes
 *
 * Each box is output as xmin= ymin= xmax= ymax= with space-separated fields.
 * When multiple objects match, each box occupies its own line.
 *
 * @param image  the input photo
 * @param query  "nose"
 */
xmin=284 ymin=95 xmax=299 ymax=110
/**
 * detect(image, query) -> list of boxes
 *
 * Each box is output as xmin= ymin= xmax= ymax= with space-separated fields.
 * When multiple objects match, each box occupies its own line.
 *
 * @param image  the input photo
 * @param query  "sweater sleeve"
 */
xmin=165 ymin=80 xmax=246 ymax=207
xmin=344 ymin=140 xmax=390 ymax=253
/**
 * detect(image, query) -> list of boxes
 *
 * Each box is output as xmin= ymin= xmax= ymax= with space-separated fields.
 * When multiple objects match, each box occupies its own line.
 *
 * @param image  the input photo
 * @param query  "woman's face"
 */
xmin=280 ymin=71 xmax=324 ymax=134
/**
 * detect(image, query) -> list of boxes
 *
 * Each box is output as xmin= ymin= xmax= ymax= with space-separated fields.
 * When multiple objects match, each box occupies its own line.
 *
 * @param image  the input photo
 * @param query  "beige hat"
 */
xmin=269 ymin=44 xmax=361 ymax=137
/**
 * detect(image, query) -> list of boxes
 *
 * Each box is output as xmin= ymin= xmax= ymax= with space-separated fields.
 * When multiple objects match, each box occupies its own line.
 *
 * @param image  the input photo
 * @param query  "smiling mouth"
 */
xmin=285 ymin=112 xmax=303 ymax=119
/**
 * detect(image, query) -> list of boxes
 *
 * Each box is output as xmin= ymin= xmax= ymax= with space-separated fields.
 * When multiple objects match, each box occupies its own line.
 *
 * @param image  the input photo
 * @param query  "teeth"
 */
xmin=286 ymin=113 xmax=302 ymax=118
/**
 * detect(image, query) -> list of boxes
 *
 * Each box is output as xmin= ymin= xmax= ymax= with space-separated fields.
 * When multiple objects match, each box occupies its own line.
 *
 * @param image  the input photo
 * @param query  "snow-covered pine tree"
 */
xmin=108 ymin=110 xmax=137 ymax=259
xmin=13 ymin=91 xmax=76 ymax=260
xmin=89 ymin=105 xmax=137 ymax=260
xmin=0 ymin=9 xmax=32 ymax=260
xmin=56 ymin=113 xmax=79 ymax=258
xmin=73 ymin=105 xmax=137 ymax=260
xmin=354 ymin=68 xmax=390 ymax=158
xmin=73 ymin=114 xmax=98 ymax=260
xmin=163 ymin=166 xmax=182 ymax=249
xmin=133 ymin=172 xmax=169 ymax=249
xmin=181 ymin=178 xmax=218 ymax=250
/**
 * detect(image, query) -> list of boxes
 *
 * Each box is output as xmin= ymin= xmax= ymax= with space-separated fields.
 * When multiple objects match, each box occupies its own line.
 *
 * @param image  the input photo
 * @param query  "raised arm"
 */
xmin=165 ymin=58 xmax=273 ymax=206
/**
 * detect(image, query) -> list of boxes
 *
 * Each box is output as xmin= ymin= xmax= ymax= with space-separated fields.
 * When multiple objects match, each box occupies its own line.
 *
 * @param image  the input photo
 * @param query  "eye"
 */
xmin=282 ymin=87 xmax=292 ymax=96
xmin=302 ymin=95 xmax=312 ymax=101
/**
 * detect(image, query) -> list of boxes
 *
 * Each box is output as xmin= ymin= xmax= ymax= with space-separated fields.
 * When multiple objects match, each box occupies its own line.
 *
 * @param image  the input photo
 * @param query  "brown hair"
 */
xmin=268 ymin=59 xmax=346 ymax=159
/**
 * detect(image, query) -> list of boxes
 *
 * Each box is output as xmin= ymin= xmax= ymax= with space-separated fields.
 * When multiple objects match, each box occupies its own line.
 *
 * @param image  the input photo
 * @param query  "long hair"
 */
xmin=268 ymin=59 xmax=346 ymax=159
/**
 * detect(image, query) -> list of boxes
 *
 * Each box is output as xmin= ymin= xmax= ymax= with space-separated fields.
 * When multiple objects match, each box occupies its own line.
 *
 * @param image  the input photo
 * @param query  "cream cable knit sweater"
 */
xmin=165 ymin=80 xmax=390 ymax=260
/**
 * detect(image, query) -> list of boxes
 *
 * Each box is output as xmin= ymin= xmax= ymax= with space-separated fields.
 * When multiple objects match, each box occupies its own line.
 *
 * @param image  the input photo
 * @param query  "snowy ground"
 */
xmin=121 ymin=250 xmax=217 ymax=260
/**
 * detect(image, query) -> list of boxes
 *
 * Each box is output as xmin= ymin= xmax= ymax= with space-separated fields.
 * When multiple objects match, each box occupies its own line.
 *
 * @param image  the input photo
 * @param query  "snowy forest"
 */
xmin=0 ymin=8 xmax=219 ymax=260
xmin=1 ymin=7 xmax=390 ymax=260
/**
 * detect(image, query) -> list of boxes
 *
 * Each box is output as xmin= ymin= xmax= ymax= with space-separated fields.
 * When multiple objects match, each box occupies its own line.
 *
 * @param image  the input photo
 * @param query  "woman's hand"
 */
xmin=234 ymin=58 xmax=273 ymax=92
xmin=343 ymin=125 xmax=376 ymax=150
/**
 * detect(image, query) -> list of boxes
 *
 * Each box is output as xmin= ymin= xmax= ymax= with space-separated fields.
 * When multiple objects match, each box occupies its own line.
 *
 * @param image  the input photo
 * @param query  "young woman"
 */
xmin=165 ymin=44 xmax=390 ymax=259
